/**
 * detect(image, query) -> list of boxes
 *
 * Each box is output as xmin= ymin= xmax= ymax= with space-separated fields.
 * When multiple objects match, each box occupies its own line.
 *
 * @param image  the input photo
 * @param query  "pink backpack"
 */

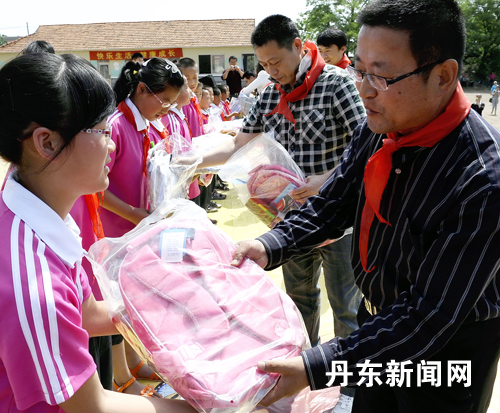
xmin=246 ymin=164 xmax=305 ymax=227
xmin=117 ymin=217 xmax=307 ymax=410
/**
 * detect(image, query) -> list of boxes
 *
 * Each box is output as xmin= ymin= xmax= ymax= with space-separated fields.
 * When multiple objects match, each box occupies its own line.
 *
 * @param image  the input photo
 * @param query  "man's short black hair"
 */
xmin=251 ymin=14 xmax=300 ymax=50
xmin=229 ymin=56 xmax=237 ymax=61
xmin=358 ymin=0 xmax=466 ymax=74
xmin=317 ymin=28 xmax=347 ymax=49
xmin=131 ymin=52 xmax=143 ymax=60
xmin=243 ymin=70 xmax=256 ymax=79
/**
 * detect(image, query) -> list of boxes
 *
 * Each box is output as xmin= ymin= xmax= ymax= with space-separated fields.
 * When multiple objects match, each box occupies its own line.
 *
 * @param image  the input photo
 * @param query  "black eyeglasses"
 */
xmin=346 ymin=61 xmax=443 ymax=91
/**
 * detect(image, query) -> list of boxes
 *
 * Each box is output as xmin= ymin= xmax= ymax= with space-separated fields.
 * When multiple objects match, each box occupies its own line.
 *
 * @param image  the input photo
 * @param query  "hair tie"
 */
xmin=165 ymin=59 xmax=180 ymax=74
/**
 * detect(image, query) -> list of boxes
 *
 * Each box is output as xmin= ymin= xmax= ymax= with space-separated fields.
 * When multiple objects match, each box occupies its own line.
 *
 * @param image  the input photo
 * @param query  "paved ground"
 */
xmin=0 ymin=84 xmax=499 ymax=410
xmin=464 ymin=85 xmax=500 ymax=129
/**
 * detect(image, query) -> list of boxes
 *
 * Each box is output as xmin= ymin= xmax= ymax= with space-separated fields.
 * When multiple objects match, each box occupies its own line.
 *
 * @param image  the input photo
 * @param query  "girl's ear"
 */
xmin=137 ymin=82 xmax=148 ymax=95
xmin=31 ymin=127 xmax=65 ymax=160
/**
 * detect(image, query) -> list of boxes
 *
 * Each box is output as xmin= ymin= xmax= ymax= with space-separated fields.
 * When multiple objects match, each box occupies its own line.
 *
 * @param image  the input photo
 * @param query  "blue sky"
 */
xmin=2 ymin=0 xmax=308 ymax=38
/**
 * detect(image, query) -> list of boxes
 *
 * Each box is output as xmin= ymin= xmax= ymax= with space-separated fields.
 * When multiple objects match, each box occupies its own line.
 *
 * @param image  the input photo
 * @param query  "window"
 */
xmin=199 ymin=55 xmax=211 ymax=74
xmin=243 ymin=54 xmax=257 ymax=72
xmin=211 ymin=55 xmax=225 ymax=74
xmin=97 ymin=61 xmax=111 ymax=85
xmin=198 ymin=54 xmax=225 ymax=75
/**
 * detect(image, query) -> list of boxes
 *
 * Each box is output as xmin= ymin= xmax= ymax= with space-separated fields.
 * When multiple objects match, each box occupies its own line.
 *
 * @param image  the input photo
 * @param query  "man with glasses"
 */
xmin=198 ymin=16 xmax=366 ymax=411
xmin=231 ymin=1 xmax=500 ymax=412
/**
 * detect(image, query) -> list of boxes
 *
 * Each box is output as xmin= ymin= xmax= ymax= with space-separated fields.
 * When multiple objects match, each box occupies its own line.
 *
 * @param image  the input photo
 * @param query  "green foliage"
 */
xmin=0 ymin=35 xmax=6 ymax=46
xmin=296 ymin=0 xmax=372 ymax=55
xmin=460 ymin=0 xmax=500 ymax=80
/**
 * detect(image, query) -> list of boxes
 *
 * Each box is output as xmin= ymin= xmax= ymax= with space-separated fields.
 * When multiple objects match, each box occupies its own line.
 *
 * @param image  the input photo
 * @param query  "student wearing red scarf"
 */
xmin=232 ymin=1 xmax=500 ymax=412
xmin=317 ymin=28 xmax=351 ymax=69
xmin=197 ymin=14 xmax=366 ymax=410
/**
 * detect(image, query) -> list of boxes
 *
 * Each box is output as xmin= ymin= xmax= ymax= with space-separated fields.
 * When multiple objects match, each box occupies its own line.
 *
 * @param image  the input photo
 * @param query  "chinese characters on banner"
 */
xmin=89 ymin=49 xmax=183 ymax=61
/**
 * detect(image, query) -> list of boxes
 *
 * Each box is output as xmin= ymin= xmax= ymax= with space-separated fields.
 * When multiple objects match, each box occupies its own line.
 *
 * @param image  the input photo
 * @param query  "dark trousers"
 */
xmin=352 ymin=304 xmax=500 ymax=413
xmin=88 ymin=335 xmax=113 ymax=390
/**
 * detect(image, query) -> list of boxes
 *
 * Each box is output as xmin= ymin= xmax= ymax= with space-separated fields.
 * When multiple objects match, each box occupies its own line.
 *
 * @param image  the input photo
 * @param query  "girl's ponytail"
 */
xmin=113 ymin=61 xmax=142 ymax=104
xmin=113 ymin=58 xmax=184 ymax=105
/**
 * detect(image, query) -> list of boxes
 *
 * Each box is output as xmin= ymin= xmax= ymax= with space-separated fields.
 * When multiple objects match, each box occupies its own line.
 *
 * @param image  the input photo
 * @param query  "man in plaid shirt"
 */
xmin=199 ymin=15 xmax=365 ymax=408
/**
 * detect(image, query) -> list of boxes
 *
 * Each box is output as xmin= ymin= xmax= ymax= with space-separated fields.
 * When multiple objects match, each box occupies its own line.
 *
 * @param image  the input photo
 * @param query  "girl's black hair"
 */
xmin=21 ymin=40 xmax=56 ymax=55
xmin=0 ymin=53 xmax=115 ymax=165
xmin=113 ymin=57 xmax=185 ymax=104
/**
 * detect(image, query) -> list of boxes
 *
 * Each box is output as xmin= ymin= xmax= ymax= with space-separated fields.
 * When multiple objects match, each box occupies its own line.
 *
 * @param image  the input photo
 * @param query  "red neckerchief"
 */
xmin=265 ymin=40 xmax=326 ymax=125
xmin=183 ymin=116 xmax=194 ymax=139
xmin=84 ymin=192 xmax=105 ymax=239
xmin=117 ymin=100 xmax=151 ymax=177
xmin=335 ymin=54 xmax=351 ymax=69
xmin=222 ymin=100 xmax=231 ymax=115
xmin=359 ymin=83 xmax=471 ymax=272
xmin=190 ymin=96 xmax=204 ymax=130
xmin=200 ymin=109 xmax=209 ymax=124
xmin=151 ymin=120 xmax=170 ymax=152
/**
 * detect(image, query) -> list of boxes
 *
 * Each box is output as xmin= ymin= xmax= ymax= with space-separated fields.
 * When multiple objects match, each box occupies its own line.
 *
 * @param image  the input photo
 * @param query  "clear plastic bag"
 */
xmin=229 ymin=96 xmax=243 ymax=114
xmin=146 ymin=133 xmax=202 ymax=211
xmin=192 ymin=132 xmax=236 ymax=175
xmin=203 ymin=106 xmax=225 ymax=134
xmin=238 ymin=94 xmax=257 ymax=116
xmin=219 ymin=133 xmax=306 ymax=228
xmin=253 ymin=387 xmax=340 ymax=413
xmin=88 ymin=199 xmax=309 ymax=413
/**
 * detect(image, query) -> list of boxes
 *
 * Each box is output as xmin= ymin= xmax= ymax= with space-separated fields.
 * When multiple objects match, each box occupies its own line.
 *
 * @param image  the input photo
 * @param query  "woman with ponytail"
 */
xmin=101 ymin=58 xmax=184 ymax=237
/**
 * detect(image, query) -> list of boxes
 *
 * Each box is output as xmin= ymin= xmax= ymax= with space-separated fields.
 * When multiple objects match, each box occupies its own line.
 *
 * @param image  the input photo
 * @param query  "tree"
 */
xmin=459 ymin=0 xmax=500 ymax=81
xmin=296 ymin=0 xmax=372 ymax=55
xmin=0 ymin=35 xmax=6 ymax=46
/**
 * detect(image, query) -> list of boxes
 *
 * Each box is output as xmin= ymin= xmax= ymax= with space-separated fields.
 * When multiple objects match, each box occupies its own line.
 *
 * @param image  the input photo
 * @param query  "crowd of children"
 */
xmin=0 ymin=22 xmax=359 ymax=411
xmin=0 ymin=32 xmax=249 ymax=411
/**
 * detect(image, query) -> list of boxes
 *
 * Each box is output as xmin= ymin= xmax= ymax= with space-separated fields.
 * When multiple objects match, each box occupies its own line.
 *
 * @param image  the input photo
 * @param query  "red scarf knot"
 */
xmin=264 ymin=40 xmax=326 ymax=126
xmin=359 ymin=83 xmax=471 ymax=273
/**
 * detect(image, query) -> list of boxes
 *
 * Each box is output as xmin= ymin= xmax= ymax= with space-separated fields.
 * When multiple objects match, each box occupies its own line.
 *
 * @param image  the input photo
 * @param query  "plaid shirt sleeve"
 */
xmin=240 ymin=84 xmax=277 ymax=134
xmin=331 ymin=72 xmax=366 ymax=139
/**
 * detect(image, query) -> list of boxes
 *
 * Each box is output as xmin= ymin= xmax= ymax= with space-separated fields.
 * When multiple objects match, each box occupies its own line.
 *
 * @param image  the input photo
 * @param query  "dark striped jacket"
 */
xmin=258 ymin=109 xmax=500 ymax=388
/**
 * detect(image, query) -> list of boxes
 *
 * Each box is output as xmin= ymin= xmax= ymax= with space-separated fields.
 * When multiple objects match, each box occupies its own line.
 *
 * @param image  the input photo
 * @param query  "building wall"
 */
xmin=0 ymin=50 xmax=90 ymax=67
xmin=0 ymin=46 xmax=256 ymax=86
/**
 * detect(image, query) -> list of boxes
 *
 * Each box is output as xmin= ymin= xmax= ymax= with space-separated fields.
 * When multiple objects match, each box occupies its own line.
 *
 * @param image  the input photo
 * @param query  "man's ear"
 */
xmin=434 ymin=59 xmax=459 ymax=96
xmin=340 ymin=45 xmax=347 ymax=54
xmin=293 ymin=38 xmax=303 ymax=53
xmin=31 ymin=127 xmax=65 ymax=160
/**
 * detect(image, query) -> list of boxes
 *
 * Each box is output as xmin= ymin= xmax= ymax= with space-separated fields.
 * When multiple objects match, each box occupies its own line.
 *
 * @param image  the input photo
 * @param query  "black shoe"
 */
xmin=212 ymin=191 xmax=227 ymax=200
xmin=206 ymin=204 xmax=218 ymax=213
xmin=209 ymin=201 xmax=221 ymax=209
xmin=215 ymin=182 xmax=230 ymax=191
xmin=209 ymin=219 xmax=218 ymax=225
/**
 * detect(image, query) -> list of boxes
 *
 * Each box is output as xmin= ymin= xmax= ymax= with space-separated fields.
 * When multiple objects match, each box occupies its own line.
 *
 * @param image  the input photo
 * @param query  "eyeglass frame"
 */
xmin=346 ymin=61 xmax=444 ymax=91
xmin=81 ymin=124 xmax=112 ymax=143
xmin=142 ymin=82 xmax=178 ymax=110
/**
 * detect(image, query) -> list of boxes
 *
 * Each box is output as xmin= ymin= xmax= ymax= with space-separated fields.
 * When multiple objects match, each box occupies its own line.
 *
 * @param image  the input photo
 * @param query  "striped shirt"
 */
xmin=241 ymin=63 xmax=366 ymax=175
xmin=257 ymin=109 xmax=500 ymax=388
xmin=0 ymin=174 xmax=94 ymax=411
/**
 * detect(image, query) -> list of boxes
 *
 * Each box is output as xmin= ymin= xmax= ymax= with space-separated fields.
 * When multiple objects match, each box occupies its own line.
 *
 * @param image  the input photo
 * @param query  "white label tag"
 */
xmin=159 ymin=229 xmax=187 ymax=262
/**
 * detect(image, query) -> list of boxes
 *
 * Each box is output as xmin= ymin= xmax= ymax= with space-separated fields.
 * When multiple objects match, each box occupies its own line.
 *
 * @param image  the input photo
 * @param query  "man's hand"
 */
xmin=291 ymin=173 xmax=332 ymax=203
xmin=231 ymin=239 xmax=268 ymax=268
xmin=256 ymin=357 xmax=310 ymax=407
